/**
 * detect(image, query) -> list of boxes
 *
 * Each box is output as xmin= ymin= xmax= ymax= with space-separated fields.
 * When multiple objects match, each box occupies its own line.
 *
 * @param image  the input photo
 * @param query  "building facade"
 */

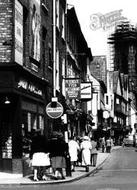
xmin=0 ymin=0 xmax=57 ymax=174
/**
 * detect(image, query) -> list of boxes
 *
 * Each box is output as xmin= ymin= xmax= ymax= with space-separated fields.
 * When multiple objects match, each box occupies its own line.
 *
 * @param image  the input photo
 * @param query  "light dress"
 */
xmin=80 ymin=140 xmax=92 ymax=166
xmin=68 ymin=140 xmax=79 ymax=162
xmin=32 ymin=152 xmax=50 ymax=167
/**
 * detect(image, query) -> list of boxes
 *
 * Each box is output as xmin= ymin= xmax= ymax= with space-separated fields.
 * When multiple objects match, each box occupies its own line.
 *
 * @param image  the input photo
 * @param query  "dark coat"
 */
xmin=49 ymin=138 xmax=68 ymax=158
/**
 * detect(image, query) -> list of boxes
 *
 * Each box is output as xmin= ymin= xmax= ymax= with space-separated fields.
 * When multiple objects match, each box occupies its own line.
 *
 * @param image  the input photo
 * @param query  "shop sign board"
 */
xmin=80 ymin=82 xmax=92 ymax=100
xmin=46 ymin=102 xmax=64 ymax=119
xmin=65 ymin=78 xmax=80 ymax=99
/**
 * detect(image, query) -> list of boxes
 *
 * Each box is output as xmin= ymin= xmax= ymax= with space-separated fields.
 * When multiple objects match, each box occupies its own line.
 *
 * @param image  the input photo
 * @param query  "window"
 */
xmin=48 ymin=46 xmax=53 ymax=68
xmin=39 ymin=115 xmax=44 ymax=132
xmin=42 ymin=26 xmax=47 ymax=66
xmin=106 ymin=95 xmax=108 ymax=105
xmin=61 ymin=9 xmax=65 ymax=38
xmin=62 ymin=58 xmax=65 ymax=96
xmin=56 ymin=0 xmax=59 ymax=28
xmin=116 ymin=98 xmax=119 ymax=104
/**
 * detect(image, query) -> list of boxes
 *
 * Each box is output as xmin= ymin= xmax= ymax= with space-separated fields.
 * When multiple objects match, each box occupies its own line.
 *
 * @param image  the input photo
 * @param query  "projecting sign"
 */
xmin=65 ymin=78 xmax=80 ymax=99
xmin=80 ymin=82 xmax=92 ymax=99
xmin=46 ymin=102 xmax=64 ymax=119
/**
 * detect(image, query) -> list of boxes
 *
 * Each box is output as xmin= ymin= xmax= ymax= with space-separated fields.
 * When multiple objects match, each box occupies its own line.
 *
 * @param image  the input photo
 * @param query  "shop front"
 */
xmin=0 ymin=68 xmax=48 ymax=175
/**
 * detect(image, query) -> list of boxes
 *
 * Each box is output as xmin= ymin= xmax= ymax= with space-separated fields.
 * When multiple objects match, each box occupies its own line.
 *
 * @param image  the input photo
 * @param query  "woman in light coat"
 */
xmin=80 ymin=136 xmax=92 ymax=172
xmin=90 ymin=138 xmax=98 ymax=167
xmin=68 ymin=137 xmax=80 ymax=171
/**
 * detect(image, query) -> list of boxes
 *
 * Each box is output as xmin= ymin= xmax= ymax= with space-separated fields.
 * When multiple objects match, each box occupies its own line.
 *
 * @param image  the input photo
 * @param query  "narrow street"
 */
xmin=1 ymin=147 xmax=137 ymax=189
xmin=72 ymin=146 xmax=137 ymax=190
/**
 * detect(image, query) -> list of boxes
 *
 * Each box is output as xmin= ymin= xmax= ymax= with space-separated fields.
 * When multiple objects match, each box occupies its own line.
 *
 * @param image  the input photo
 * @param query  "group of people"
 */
xmin=29 ymin=129 xmax=99 ymax=181
xmin=29 ymin=130 xmax=68 ymax=181
xmin=68 ymin=136 xmax=98 ymax=173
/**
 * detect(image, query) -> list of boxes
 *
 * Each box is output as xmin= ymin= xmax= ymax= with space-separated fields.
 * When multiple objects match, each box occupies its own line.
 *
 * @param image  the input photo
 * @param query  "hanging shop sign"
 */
xmin=65 ymin=78 xmax=80 ymax=99
xmin=80 ymin=82 xmax=92 ymax=100
xmin=46 ymin=101 xmax=64 ymax=119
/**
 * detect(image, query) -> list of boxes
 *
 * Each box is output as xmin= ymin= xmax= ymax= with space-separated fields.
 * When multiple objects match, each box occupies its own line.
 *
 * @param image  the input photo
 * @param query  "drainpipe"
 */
xmin=53 ymin=0 xmax=56 ymax=97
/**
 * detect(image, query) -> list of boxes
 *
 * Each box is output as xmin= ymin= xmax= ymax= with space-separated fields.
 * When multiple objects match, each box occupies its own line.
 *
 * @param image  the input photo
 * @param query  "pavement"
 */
xmin=0 ymin=146 xmax=120 ymax=185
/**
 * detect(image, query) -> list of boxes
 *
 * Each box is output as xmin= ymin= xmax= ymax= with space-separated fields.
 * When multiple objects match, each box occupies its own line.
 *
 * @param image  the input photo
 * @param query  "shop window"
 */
xmin=31 ymin=113 xmax=37 ymax=130
xmin=39 ymin=115 xmax=44 ymax=134
xmin=2 ymin=133 xmax=12 ymax=159
xmin=22 ymin=111 xmax=44 ymax=156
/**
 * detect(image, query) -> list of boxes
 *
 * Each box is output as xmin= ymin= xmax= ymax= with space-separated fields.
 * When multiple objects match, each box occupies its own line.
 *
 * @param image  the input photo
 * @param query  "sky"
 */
xmin=67 ymin=0 xmax=137 ymax=56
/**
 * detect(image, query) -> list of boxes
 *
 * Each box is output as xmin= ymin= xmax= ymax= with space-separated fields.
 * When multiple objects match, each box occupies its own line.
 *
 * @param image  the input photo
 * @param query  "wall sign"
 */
xmin=18 ymin=79 xmax=43 ymax=96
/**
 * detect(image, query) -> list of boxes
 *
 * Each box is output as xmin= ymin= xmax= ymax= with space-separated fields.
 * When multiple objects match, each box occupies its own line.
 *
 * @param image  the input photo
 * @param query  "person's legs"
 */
xmin=57 ymin=168 xmax=65 ymax=179
xmin=33 ymin=167 xmax=38 ymax=181
xmin=71 ymin=161 xmax=75 ymax=171
xmin=42 ymin=167 xmax=49 ymax=180
xmin=55 ymin=169 xmax=59 ymax=178
xmin=85 ymin=165 xmax=89 ymax=172
xmin=91 ymin=154 xmax=93 ymax=166
xmin=93 ymin=154 xmax=97 ymax=166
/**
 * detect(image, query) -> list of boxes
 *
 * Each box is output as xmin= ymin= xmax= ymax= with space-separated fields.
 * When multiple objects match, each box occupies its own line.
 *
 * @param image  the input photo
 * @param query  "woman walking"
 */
xmin=68 ymin=136 xmax=80 ymax=172
xmin=49 ymin=132 xmax=68 ymax=180
xmin=90 ymin=138 xmax=98 ymax=167
xmin=80 ymin=136 xmax=92 ymax=172
xmin=30 ymin=129 xmax=50 ymax=181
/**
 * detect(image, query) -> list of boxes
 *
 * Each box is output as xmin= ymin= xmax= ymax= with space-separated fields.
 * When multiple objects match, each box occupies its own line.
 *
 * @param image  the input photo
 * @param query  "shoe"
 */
xmin=61 ymin=176 xmax=65 ymax=180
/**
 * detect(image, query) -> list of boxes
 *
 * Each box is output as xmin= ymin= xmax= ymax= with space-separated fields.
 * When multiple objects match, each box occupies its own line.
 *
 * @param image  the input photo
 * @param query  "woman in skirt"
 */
xmin=30 ymin=129 xmax=50 ymax=181
xmin=49 ymin=132 xmax=68 ymax=180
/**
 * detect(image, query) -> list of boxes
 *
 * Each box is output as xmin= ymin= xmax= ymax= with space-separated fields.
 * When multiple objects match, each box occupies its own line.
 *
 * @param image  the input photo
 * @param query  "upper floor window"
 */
xmin=48 ymin=46 xmax=53 ymax=68
xmin=56 ymin=0 xmax=59 ymax=28
xmin=106 ymin=95 xmax=109 ymax=105
xmin=30 ymin=0 xmax=41 ymax=62
xmin=61 ymin=9 xmax=65 ymax=39
xmin=15 ymin=0 xmax=23 ymax=65
xmin=116 ymin=98 xmax=119 ymax=104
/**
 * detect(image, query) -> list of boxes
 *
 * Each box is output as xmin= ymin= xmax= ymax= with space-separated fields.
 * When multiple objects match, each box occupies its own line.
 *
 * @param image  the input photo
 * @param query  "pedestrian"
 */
xmin=122 ymin=137 xmax=126 ymax=147
xmin=49 ymin=132 xmax=68 ymax=180
xmin=90 ymin=137 xmax=98 ymax=167
xmin=68 ymin=136 xmax=80 ymax=172
xmin=106 ymin=137 xmax=113 ymax=153
xmin=80 ymin=136 xmax=92 ymax=172
xmin=101 ymin=137 xmax=106 ymax=153
xmin=30 ymin=129 xmax=51 ymax=181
